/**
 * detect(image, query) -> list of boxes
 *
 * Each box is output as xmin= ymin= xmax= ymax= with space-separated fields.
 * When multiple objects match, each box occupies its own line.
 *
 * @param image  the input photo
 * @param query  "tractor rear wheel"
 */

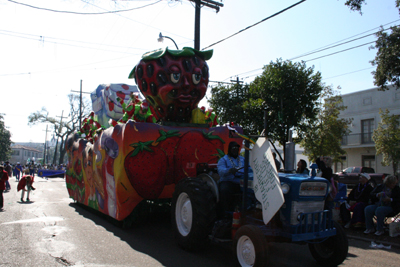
xmin=171 ymin=177 xmax=217 ymax=251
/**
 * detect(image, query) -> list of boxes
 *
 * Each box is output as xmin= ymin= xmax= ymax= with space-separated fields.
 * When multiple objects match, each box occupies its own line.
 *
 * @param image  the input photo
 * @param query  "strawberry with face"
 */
xmin=129 ymin=47 xmax=213 ymax=123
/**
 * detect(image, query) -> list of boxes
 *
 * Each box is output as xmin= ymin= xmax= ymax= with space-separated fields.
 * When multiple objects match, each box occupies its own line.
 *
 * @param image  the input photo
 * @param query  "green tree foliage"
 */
xmin=248 ymin=59 xmax=324 ymax=148
xmin=0 ymin=114 xmax=12 ymax=162
xmin=372 ymin=109 xmax=400 ymax=175
xmin=298 ymin=87 xmax=352 ymax=162
xmin=345 ymin=0 xmax=400 ymax=90
xmin=208 ymin=83 xmax=261 ymax=135
xmin=28 ymin=94 xmax=89 ymax=164
xmin=371 ymin=26 xmax=400 ymax=90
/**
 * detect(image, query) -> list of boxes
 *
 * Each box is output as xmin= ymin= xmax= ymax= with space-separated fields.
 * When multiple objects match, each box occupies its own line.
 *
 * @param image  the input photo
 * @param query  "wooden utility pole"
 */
xmin=53 ymin=110 xmax=68 ymax=165
xmin=79 ymin=80 xmax=82 ymax=130
xmin=189 ymin=0 xmax=223 ymax=50
xmin=43 ymin=125 xmax=48 ymax=165
xmin=71 ymin=80 xmax=91 ymax=131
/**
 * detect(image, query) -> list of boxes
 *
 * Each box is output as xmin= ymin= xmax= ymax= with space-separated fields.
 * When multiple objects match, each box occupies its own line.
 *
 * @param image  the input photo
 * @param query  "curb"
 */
xmin=346 ymin=233 xmax=400 ymax=249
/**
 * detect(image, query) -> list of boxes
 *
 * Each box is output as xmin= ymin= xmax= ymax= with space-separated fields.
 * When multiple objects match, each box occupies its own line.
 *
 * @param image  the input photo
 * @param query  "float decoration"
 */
xmin=65 ymin=47 xmax=234 ymax=223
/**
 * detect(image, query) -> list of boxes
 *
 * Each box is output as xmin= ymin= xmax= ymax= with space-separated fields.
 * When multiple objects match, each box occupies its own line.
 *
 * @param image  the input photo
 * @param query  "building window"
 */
xmin=362 ymin=155 xmax=376 ymax=170
xmin=12 ymin=150 xmax=20 ymax=156
xmin=361 ymin=119 xmax=374 ymax=144
xmin=363 ymin=97 xmax=372 ymax=105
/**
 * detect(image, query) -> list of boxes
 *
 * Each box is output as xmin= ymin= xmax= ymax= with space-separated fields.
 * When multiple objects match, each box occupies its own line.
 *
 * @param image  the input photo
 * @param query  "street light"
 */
xmin=158 ymin=32 xmax=179 ymax=50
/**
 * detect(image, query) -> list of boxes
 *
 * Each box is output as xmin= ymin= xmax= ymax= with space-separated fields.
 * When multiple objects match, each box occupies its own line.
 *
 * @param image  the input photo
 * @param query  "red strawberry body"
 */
xmin=124 ymin=143 xmax=167 ymax=199
xmin=174 ymin=130 xmax=225 ymax=182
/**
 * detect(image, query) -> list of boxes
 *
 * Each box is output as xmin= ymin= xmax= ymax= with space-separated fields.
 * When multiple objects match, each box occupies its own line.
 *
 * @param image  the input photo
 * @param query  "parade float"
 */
xmin=65 ymin=47 xmax=237 ymax=222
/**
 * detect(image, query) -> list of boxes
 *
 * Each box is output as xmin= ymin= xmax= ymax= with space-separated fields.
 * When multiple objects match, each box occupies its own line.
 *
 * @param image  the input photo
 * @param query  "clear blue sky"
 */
xmin=1 ymin=0 xmax=399 ymax=143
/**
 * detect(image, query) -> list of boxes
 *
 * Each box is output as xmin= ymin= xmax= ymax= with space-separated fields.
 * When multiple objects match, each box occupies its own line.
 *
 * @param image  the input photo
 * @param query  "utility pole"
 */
xmin=230 ymin=76 xmax=243 ymax=97
xmin=71 ymin=80 xmax=91 ymax=131
xmin=79 ymin=80 xmax=82 ymax=130
xmin=53 ymin=110 xmax=68 ymax=165
xmin=189 ymin=0 xmax=223 ymax=50
xmin=43 ymin=125 xmax=48 ymax=166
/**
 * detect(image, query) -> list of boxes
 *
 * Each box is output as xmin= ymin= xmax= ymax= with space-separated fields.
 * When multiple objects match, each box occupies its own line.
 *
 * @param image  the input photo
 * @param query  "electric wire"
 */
xmin=227 ymin=22 xmax=399 ymax=81
xmin=6 ymin=0 xmax=163 ymax=14
xmin=201 ymin=0 xmax=306 ymax=50
xmin=0 ymin=29 xmax=149 ymax=51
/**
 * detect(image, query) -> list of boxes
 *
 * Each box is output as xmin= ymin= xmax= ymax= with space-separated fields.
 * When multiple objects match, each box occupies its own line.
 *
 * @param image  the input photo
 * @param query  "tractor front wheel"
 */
xmin=234 ymin=225 xmax=268 ymax=267
xmin=308 ymin=221 xmax=348 ymax=266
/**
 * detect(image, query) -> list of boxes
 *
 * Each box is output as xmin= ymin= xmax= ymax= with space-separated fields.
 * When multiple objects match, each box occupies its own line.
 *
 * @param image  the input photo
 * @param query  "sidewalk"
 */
xmin=344 ymin=225 xmax=400 ymax=248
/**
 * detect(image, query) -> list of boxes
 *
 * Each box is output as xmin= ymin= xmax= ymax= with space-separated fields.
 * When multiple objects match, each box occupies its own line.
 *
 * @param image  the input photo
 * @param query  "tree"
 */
xmin=372 ymin=109 xmax=400 ymax=175
xmin=248 ymin=59 xmax=325 ymax=153
xmin=345 ymin=0 xmax=400 ymax=90
xmin=28 ymin=94 xmax=90 ymax=165
xmin=0 ymin=114 xmax=12 ymax=162
xmin=371 ymin=26 xmax=400 ymax=90
xmin=298 ymin=86 xmax=352 ymax=162
xmin=208 ymin=83 xmax=262 ymax=135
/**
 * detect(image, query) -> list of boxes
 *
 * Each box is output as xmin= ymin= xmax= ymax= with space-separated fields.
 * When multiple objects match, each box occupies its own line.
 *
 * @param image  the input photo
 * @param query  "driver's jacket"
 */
xmin=217 ymin=155 xmax=252 ymax=184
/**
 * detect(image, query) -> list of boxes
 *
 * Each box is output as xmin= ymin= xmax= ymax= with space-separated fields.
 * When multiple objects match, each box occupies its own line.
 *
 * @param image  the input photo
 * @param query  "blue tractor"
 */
xmin=171 ymin=137 xmax=348 ymax=267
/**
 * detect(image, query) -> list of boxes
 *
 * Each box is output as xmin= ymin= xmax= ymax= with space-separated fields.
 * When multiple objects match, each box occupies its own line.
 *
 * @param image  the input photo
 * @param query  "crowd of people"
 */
xmin=0 ymin=161 xmax=66 ymax=211
xmin=311 ymin=156 xmax=400 ymax=237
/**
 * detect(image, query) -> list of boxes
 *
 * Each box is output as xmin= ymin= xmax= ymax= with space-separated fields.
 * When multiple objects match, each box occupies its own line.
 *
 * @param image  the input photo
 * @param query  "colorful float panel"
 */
xmin=66 ymin=121 xmax=243 ymax=221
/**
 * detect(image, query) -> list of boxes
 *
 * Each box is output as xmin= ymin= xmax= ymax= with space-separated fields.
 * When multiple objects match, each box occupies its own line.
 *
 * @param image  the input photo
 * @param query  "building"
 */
xmin=10 ymin=144 xmax=44 ymax=165
xmin=337 ymin=85 xmax=400 ymax=175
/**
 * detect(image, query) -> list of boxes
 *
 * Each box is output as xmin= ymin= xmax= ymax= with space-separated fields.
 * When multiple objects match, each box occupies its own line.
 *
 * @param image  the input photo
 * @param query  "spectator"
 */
xmin=364 ymin=175 xmax=400 ymax=236
xmin=18 ymin=172 xmax=36 ymax=202
xmin=296 ymin=159 xmax=309 ymax=175
xmin=15 ymin=162 xmax=22 ymax=181
xmin=316 ymin=156 xmax=335 ymax=210
xmin=0 ymin=165 xmax=9 ymax=210
xmin=340 ymin=173 xmax=373 ymax=228
xmin=4 ymin=161 xmax=12 ymax=191
xmin=29 ymin=163 xmax=35 ymax=177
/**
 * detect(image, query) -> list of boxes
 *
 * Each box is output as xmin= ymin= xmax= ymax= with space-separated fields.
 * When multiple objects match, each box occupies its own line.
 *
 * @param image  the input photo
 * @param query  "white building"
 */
xmin=337 ymin=85 xmax=400 ymax=175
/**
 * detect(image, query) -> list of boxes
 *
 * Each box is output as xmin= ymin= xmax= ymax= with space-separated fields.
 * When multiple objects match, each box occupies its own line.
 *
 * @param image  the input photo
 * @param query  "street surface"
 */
xmin=0 ymin=176 xmax=399 ymax=267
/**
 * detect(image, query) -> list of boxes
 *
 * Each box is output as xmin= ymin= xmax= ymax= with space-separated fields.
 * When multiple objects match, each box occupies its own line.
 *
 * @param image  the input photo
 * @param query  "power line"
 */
xmin=6 ymin=0 xmax=163 ymax=14
xmin=304 ymin=41 xmax=375 ymax=62
xmin=228 ymin=22 xmax=399 ymax=80
xmin=0 ymin=30 xmax=149 ymax=53
xmin=322 ymin=67 xmax=375 ymax=80
xmin=201 ymin=0 xmax=306 ymax=50
xmin=288 ymin=24 xmax=399 ymax=61
xmin=291 ymin=19 xmax=400 ymax=59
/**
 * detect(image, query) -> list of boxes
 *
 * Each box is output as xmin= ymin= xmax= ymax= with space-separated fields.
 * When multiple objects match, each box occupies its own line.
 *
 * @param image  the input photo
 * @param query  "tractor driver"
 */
xmin=217 ymin=141 xmax=251 ymax=217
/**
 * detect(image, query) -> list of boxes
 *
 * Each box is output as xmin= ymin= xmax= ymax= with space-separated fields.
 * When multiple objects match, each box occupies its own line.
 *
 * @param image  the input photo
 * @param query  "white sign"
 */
xmin=250 ymin=138 xmax=285 ymax=225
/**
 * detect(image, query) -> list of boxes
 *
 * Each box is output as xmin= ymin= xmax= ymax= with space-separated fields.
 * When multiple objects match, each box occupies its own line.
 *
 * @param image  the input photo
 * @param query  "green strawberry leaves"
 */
xmin=156 ymin=130 xmax=181 ymax=142
xmin=129 ymin=140 xmax=154 ymax=157
xmin=216 ymin=149 xmax=225 ymax=158
xmin=202 ymin=130 xmax=225 ymax=143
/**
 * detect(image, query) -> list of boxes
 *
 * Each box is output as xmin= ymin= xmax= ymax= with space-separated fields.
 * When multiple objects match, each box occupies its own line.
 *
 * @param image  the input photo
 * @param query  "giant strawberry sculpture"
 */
xmin=128 ymin=47 xmax=212 ymax=123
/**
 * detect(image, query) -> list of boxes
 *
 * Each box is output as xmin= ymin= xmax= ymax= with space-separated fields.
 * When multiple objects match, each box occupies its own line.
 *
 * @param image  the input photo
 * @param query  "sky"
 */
xmin=1 ymin=0 xmax=399 ymax=144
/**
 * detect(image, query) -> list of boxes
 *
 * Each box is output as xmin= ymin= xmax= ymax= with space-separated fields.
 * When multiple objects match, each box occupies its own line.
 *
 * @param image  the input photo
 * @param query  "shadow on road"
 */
xmin=69 ymin=202 xmax=237 ymax=267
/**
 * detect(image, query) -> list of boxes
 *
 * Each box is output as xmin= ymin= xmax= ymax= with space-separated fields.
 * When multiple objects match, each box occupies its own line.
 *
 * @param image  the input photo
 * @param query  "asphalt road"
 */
xmin=0 ymin=176 xmax=399 ymax=267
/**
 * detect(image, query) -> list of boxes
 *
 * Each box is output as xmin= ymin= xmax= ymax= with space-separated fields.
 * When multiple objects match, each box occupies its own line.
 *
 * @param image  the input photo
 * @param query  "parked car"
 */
xmin=336 ymin=166 xmax=389 ymax=187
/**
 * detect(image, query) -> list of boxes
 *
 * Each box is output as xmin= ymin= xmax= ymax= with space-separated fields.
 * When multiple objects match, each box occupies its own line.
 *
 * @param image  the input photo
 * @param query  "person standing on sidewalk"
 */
xmin=15 ymin=162 xmax=22 ymax=181
xmin=4 ymin=161 xmax=12 ymax=191
xmin=0 ymin=165 xmax=10 ymax=210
